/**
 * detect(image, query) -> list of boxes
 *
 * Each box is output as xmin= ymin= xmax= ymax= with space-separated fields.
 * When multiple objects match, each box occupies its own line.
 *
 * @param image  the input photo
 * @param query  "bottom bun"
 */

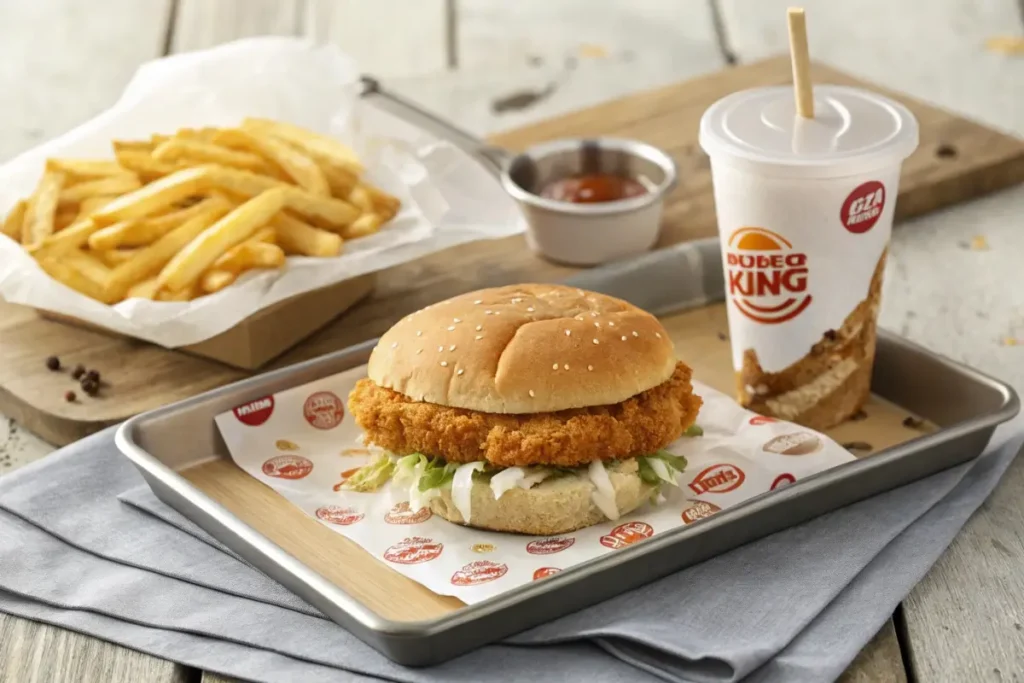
xmin=428 ymin=459 xmax=656 ymax=536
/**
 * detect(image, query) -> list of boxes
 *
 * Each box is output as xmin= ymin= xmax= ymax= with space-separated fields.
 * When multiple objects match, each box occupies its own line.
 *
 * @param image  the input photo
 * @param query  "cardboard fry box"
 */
xmin=39 ymin=274 xmax=375 ymax=370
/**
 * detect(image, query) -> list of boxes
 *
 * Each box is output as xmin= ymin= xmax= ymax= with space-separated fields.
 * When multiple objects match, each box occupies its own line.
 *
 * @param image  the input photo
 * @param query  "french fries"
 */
xmin=24 ymin=171 xmax=65 ymax=246
xmin=7 ymin=119 xmax=399 ymax=305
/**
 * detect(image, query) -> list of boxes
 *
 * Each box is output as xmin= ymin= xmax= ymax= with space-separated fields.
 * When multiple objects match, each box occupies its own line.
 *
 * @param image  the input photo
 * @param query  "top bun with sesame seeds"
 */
xmin=366 ymin=284 xmax=678 ymax=414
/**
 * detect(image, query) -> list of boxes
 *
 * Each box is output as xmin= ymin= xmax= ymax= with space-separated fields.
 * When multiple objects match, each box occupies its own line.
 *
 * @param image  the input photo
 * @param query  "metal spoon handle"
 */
xmin=360 ymin=76 xmax=510 ymax=177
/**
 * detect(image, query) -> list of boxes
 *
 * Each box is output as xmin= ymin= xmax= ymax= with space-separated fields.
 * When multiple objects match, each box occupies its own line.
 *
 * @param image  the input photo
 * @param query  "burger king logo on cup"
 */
xmin=303 ymin=391 xmax=345 ymax=430
xmin=749 ymin=415 xmax=777 ymax=426
xmin=599 ymin=522 xmax=654 ymax=550
xmin=771 ymin=473 xmax=797 ymax=490
xmin=315 ymin=505 xmax=364 ymax=526
xmin=681 ymin=500 xmax=721 ymax=524
xmin=233 ymin=396 xmax=275 ymax=426
xmin=763 ymin=432 xmax=823 ymax=456
xmin=383 ymin=537 xmax=443 ymax=565
xmin=451 ymin=560 xmax=508 ymax=586
xmin=841 ymin=181 xmax=885 ymax=234
xmin=533 ymin=567 xmax=561 ymax=581
xmin=384 ymin=501 xmax=432 ymax=525
xmin=526 ymin=537 xmax=575 ymax=555
xmin=261 ymin=455 xmax=313 ymax=480
xmin=688 ymin=464 xmax=745 ymax=495
xmin=725 ymin=227 xmax=811 ymax=325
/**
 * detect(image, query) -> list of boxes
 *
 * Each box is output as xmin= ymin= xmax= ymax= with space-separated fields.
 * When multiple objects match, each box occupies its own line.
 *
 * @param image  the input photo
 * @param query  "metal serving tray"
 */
xmin=116 ymin=238 xmax=1019 ymax=667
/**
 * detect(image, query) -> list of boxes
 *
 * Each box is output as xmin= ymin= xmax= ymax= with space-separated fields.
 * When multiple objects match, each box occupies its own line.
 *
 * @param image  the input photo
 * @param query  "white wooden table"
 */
xmin=2 ymin=1 xmax=1023 ymax=681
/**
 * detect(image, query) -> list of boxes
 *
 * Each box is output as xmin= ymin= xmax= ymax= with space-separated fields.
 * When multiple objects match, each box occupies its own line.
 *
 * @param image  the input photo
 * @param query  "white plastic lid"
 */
xmin=699 ymin=85 xmax=919 ymax=177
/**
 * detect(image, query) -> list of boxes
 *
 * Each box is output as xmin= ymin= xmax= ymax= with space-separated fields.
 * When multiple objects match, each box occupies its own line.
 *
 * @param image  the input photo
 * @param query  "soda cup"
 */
xmin=699 ymin=86 xmax=918 ymax=429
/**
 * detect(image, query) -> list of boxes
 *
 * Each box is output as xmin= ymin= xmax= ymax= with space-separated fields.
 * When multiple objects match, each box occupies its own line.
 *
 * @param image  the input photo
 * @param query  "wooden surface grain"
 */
xmin=3 ymin=1 xmax=1024 ymax=682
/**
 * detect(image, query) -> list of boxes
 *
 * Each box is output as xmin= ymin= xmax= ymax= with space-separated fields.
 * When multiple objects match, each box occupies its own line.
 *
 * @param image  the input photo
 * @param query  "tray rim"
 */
xmin=115 ymin=319 xmax=1020 ymax=642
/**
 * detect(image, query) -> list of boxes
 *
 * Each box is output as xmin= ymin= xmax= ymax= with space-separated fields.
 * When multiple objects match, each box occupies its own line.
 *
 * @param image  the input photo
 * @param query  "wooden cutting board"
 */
xmin=3 ymin=56 xmax=1023 ymax=446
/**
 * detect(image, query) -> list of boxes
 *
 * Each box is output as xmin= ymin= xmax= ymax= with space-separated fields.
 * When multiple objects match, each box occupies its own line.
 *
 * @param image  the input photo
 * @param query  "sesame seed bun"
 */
xmin=367 ymin=284 xmax=677 ymax=413
xmin=428 ymin=460 xmax=656 ymax=535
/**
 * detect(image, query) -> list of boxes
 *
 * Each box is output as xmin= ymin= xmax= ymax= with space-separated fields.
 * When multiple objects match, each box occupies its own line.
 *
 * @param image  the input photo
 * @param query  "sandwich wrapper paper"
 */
xmin=215 ymin=365 xmax=855 ymax=604
xmin=0 ymin=37 xmax=523 ymax=347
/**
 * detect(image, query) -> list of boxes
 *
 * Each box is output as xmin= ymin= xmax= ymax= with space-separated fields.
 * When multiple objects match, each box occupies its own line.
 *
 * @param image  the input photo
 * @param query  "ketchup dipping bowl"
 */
xmin=501 ymin=138 xmax=678 ymax=266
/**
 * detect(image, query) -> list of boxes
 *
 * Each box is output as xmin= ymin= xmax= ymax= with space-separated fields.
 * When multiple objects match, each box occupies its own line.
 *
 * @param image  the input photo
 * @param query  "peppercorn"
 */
xmin=81 ymin=380 xmax=99 ymax=397
xmin=45 ymin=356 xmax=60 ymax=371
xmin=85 ymin=369 xmax=100 ymax=383
xmin=71 ymin=364 xmax=86 ymax=380
xmin=64 ymin=390 xmax=76 ymax=403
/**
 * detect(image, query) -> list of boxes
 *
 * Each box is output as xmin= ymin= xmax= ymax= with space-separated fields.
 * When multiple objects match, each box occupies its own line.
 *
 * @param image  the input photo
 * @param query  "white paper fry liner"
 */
xmin=0 ymin=37 xmax=523 ymax=347
xmin=214 ymin=365 xmax=856 ymax=605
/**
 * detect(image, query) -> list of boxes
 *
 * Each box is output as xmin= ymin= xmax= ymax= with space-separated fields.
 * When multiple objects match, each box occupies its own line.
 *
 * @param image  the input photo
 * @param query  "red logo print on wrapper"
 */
xmin=841 ymin=181 xmax=885 ymax=234
xmin=681 ymin=500 xmax=721 ymax=524
xmin=261 ymin=455 xmax=313 ymax=480
xmin=383 ymin=537 xmax=443 ymax=565
xmin=451 ymin=560 xmax=508 ymax=586
xmin=303 ymin=391 xmax=345 ymax=430
xmin=763 ymin=432 xmax=823 ymax=456
xmin=315 ymin=506 xmax=364 ymax=526
xmin=384 ymin=502 xmax=433 ymax=525
xmin=533 ymin=567 xmax=561 ymax=581
xmin=749 ymin=415 xmax=777 ymax=426
xmin=233 ymin=396 xmax=275 ymax=426
xmin=526 ymin=537 xmax=575 ymax=555
xmin=688 ymin=464 xmax=745 ymax=495
xmin=771 ymin=473 xmax=797 ymax=491
xmin=599 ymin=522 xmax=654 ymax=550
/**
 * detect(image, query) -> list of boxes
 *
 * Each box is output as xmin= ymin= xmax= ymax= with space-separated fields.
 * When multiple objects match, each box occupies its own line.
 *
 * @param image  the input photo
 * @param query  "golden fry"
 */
xmin=221 ymin=128 xmax=329 ymax=196
xmin=114 ymin=147 xmax=181 ymax=182
xmin=88 ymin=196 xmax=221 ymax=250
xmin=157 ymin=188 xmax=287 ymax=292
xmin=126 ymin=277 xmax=158 ymax=300
xmin=47 ymin=158 xmax=125 ymax=179
xmin=37 ymin=258 xmax=116 ymax=304
xmin=153 ymin=138 xmax=271 ymax=173
xmin=64 ymin=250 xmax=112 ymax=288
xmin=280 ymin=187 xmax=359 ymax=230
xmin=203 ymin=165 xmax=285 ymax=198
xmin=106 ymin=200 xmax=231 ymax=300
xmin=58 ymin=174 xmax=140 ymax=204
xmin=78 ymin=195 xmax=119 ymax=218
xmin=2 ymin=200 xmax=27 ymax=242
xmin=55 ymin=209 xmax=78 ymax=231
xmin=343 ymin=212 xmax=383 ymax=239
xmin=213 ymin=240 xmax=285 ymax=274
xmin=362 ymin=182 xmax=401 ymax=220
xmin=155 ymin=283 xmax=200 ymax=302
xmin=92 ymin=248 xmax=139 ymax=268
xmin=322 ymin=164 xmax=358 ymax=198
xmin=272 ymin=213 xmax=342 ymax=257
xmin=199 ymin=270 xmax=236 ymax=294
xmin=24 ymin=171 xmax=65 ymax=246
xmin=91 ymin=166 xmax=213 ymax=227
xmin=113 ymin=140 xmax=154 ymax=153
xmin=242 ymin=117 xmax=364 ymax=173
xmin=347 ymin=185 xmax=373 ymax=212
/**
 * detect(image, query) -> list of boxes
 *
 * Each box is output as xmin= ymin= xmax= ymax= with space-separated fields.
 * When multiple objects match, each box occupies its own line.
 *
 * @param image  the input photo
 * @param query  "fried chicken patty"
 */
xmin=348 ymin=362 xmax=702 ymax=468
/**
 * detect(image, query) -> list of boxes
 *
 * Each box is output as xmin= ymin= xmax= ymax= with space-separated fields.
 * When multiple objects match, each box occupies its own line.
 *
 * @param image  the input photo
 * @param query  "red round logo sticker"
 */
xmin=533 ymin=567 xmax=562 ymax=581
xmin=841 ymin=181 xmax=885 ymax=234
xmin=451 ymin=560 xmax=509 ymax=586
xmin=303 ymin=391 xmax=345 ymax=430
xmin=688 ymin=464 xmax=746 ymax=495
xmin=261 ymin=455 xmax=313 ymax=480
xmin=233 ymin=396 xmax=275 ymax=426
xmin=749 ymin=415 xmax=777 ymax=426
xmin=315 ymin=505 xmax=364 ymax=525
xmin=771 ymin=473 xmax=797 ymax=490
xmin=526 ymin=537 xmax=575 ymax=555
xmin=383 ymin=537 xmax=443 ymax=565
xmin=599 ymin=522 xmax=654 ymax=550
xmin=384 ymin=502 xmax=433 ymax=525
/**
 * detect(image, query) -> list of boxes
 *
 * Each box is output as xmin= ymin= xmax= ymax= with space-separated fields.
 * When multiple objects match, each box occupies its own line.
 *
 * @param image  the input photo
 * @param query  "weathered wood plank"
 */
xmin=305 ymin=0 xmax=449 ymax=77
xmin=0 ymin=0 xmax=171 ymax=161
xmin=838 ymin=621 xmax=907 ymax=683
xmin=0 ymin=611 xmax=188 ymax=683
xmin=717 ymin=0 xmax=1024 ymax=136
xmin=171 ymin=0 xmax=302 ymax=53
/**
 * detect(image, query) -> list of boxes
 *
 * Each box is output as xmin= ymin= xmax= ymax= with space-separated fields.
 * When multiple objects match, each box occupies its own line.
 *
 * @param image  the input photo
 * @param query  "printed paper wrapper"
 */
xmin=0 ymin=37 xmax=523 ymax=347
xmin=214 ymin=365 xmax=856 ymax=605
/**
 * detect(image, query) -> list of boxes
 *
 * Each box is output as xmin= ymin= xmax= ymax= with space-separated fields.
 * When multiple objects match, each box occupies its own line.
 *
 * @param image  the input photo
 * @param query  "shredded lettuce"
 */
xmin=636 ymin=451 xmax=689 ymax=489
xmin=588 ymin=460 xmax=620 ymax=520
xmin=685 ymin=424 xmax=704 ymax=437
xmin=340 ymin=454 xmax=396 ymax=492
xmin=452 ymin=462 xmax=486 ymax=521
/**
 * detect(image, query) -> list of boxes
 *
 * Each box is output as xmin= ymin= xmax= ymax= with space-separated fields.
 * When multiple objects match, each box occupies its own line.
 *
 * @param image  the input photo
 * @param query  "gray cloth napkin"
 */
xmin=1 ymin=422 xmax=1021 ymax=683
